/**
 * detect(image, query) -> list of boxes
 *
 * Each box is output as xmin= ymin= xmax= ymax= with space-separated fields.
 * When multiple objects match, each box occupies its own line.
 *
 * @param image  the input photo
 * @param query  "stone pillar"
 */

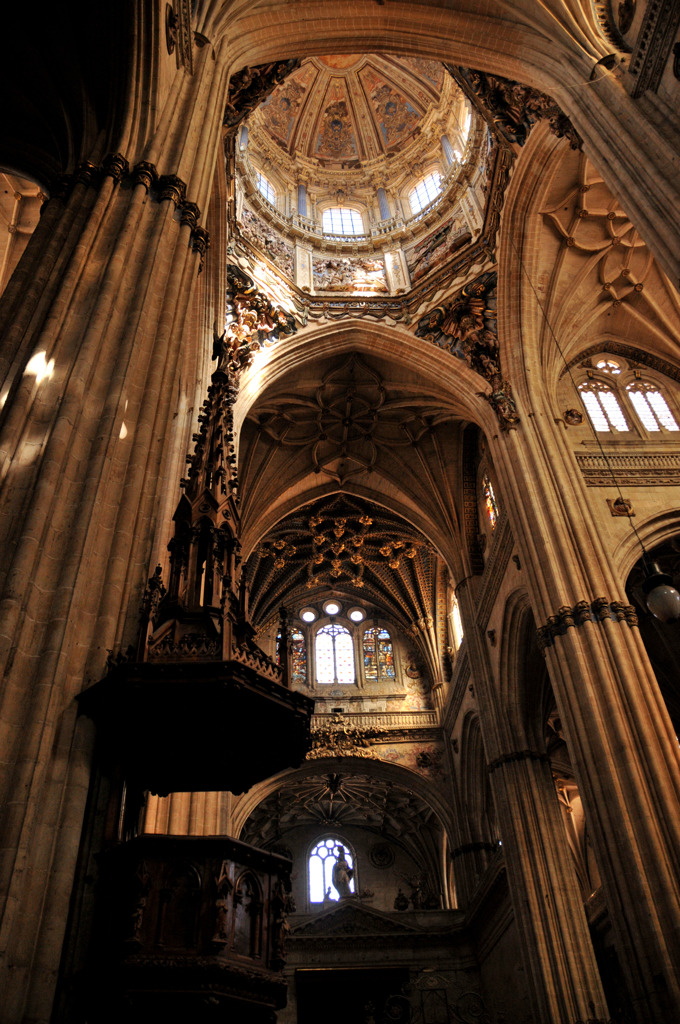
xmin=295 ymin=243 xmax=313 ymax=292
xmin=441 ymin=134 xmax=455 ymax=167
xmin=0 ymin=34 xmax=227 ymax=1021
xmin=377 ymin=186 xmax=390 ymax=220
xmin=458 ymin=589 xmax=609 ymax=1024
xmin=384 ymin=248 xmax=409 ymax=293
xmin=297 ymin=182 xmax=307 ymax=217
xmin=486 ymin=420 xmax=680 ymax=1023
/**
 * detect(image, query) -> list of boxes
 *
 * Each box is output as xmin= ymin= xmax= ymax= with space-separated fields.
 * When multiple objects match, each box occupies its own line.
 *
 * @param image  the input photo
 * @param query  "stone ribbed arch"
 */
xmin=496 ymin=588 xmax=550 ymax=753
xmin=230 ymin=755 xmax=456 ymax=847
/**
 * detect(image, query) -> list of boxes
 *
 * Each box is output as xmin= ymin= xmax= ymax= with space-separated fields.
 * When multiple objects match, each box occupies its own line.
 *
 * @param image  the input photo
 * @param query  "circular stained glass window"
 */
xmin=300 ymin=607 xmax=317 ymax=623
xmin=323 ymin=600 xmax=341 ymax=616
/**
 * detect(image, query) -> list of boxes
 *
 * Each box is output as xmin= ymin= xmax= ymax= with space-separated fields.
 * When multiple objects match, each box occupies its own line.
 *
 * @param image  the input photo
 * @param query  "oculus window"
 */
xmin=322 ymin=207 xmax=365 ymax=236
xmin=409 ymin=172 xmax=442 ymax=214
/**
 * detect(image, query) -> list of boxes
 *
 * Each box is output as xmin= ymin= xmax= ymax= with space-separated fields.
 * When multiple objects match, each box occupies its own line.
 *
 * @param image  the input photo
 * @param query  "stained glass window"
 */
xmin=315 ymin=624 xmax=355 ymax=684
xmin=363 ymin=627 xmax=395 ymax=681
xmin=626 ymin=382 xmax=679 ymax=432
xmin=291 ymin=628 xmax=307 ymax=685
xmin=309 ymin=839 xmax=355 ymax=903
xmin=578 ymin=382 xmax=629 ymax=432
xmin=482 ymin=473 xmax=500 ymax=530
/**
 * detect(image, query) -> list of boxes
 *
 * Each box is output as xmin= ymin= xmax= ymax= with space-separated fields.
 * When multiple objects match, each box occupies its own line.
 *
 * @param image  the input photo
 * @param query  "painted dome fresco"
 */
xmin=249 ymin=54 xmax=454 ymax=167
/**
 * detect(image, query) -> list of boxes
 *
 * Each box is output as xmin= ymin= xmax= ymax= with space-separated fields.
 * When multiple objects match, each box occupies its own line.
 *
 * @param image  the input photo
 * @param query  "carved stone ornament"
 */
xmin=606 ymin=496 xmax=635 ymax=517
xmin=537 ymin=598 xmax=638 ymax=649
xmin=415 ymin=271 xmax=499 ymax=379
xmin=224 ymin=60 xmax=302 ymax=133
xmin=215 ymin=266 xmax=297 ymax=374
xmin=564 ymin=408 xmax=583 ymax=425
xmin=479 ymin=373 xmax=521 ymax=431
xmin=448 ymin=66 xmax=581 ymax=150
xmin=307 ymin=713 xmax=379 ymax=760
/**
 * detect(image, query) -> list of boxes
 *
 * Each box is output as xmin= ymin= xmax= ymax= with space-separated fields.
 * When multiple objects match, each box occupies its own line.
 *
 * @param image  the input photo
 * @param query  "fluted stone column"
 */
xmin=486 ymin=420 xmax=680 ymax=1024
xmin=0 ymin=28 xmax=227 ymax=1021
xmin=458 ymin=589 xmax=609 ymax=1023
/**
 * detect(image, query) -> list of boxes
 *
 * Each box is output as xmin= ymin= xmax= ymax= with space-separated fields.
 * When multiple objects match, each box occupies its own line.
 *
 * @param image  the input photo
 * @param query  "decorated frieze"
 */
xmin=313 ymin=255 xmax=388 ymax=293
xmin=405 ymin=218 xmax=472 ymax=282
xmin=241 ymin=208 xmax=294 ymax=278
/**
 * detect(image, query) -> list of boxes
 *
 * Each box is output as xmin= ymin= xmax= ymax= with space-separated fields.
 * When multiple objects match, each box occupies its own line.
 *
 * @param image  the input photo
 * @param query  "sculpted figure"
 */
xmin=332 ymin=845 xmax=354 ymax=898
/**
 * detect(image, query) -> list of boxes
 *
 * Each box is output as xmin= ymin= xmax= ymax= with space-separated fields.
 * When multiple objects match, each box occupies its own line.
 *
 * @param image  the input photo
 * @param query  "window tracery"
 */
xmin=315 ymin=623 xmax=355 ymax=685
xmin=308 ymin=838 xmax=355 ymax=903
xmin=575 ymin=355 xmax=680 ymax=436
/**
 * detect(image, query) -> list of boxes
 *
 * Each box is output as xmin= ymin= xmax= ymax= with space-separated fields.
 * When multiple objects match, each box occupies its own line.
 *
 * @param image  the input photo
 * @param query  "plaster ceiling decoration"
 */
xmin=245 ymin=493 xmax=443 ymax=638
xmin=252 ymin=55 xmax=446 ymax=165
xmin=239 ymin=770 xmax=443 ymax=875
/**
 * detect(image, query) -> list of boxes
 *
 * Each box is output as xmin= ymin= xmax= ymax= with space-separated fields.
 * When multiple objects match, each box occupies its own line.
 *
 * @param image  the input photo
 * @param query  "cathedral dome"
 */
xmin=249 ymin=54 xmax=457 ymax=169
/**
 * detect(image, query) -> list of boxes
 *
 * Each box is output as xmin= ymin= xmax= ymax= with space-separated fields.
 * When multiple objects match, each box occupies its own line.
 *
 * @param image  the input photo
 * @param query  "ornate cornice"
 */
xmin=627 ymin=0 xmax=680 ymax=97
xmin=575 ymin=450 xmax=680 ymax=487
xmin=536 ymin=599 xmax=638 ymax=650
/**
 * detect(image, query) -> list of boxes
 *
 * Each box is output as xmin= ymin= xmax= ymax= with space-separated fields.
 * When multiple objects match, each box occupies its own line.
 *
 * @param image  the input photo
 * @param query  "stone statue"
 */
xmin=332 ymin=845 xmax=354 ymax=898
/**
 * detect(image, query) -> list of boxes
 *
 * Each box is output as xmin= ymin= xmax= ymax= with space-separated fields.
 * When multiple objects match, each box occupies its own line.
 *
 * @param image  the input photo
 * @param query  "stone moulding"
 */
xmin=627 ymin=0 xmax=680 ymax=97
xmin=575 ymin=451 xmax=680 ymax=486
xmin=536 ymin=599 xmax=638 ymax=649
xmin=46 ymin=155 xmax=209 ymax=265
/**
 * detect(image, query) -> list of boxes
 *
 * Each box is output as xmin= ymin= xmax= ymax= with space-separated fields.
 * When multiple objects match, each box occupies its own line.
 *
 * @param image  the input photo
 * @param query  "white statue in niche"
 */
xmin=331 ymin=845 xmax=354 ymax=898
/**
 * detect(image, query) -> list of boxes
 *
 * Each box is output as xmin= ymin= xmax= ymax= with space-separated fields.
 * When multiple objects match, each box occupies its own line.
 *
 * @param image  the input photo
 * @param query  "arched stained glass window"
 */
xmin=291 ymin=628 xmax=307 ymax=685
xmin=315 ymin=623 xmax=355 ymax=685
xmin=482 ymin=473 xmax=500 ymax=530
xmin=363 ymin=627 xmax=395 ymax=681
xmin=309 ymin=839 xmax=355 ymax=903
xmin=626 ymin=381 xmax=679 ymax=432
xmin=578 ymin=382 xmax=629 ymax=432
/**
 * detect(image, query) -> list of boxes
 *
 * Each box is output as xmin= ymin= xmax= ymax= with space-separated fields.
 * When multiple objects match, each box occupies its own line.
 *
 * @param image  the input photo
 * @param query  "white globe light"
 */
xmin=645 ymin=584 xmax=680 ymax=623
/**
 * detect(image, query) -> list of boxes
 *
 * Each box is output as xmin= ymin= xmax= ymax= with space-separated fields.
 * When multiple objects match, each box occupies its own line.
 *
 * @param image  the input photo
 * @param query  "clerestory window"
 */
xmin=315 ymin=623 xmax=355 ymax=684
xmin=255 ymin=171 xmax=276 ymax=205
xmin=409 ymin=172 xmax=442 ymax=214
xmin=576 ymin=356 xmax=679 ymax=436
xmin=363 ymin=627 xmax=395 ymax=682
xmin=322 ymin=207 xmax=365 ymax=236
